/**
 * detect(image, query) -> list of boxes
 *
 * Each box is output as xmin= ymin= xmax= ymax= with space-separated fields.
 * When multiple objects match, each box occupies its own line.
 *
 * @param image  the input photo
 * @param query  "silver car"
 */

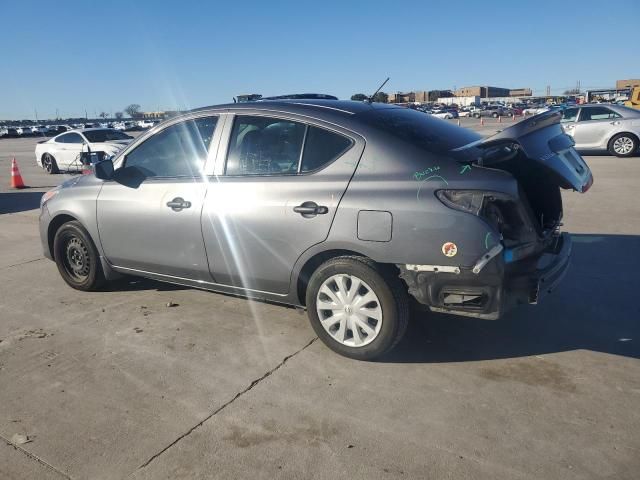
xmin=39 ymin=101 xmax=592 ymax=360
xmin=561 ymin=104 xmax=640 ymax=157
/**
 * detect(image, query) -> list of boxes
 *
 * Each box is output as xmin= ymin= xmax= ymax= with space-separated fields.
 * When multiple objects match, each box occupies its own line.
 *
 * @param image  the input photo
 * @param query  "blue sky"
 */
xmin=1 ymin=0 xmax=638 ymax=119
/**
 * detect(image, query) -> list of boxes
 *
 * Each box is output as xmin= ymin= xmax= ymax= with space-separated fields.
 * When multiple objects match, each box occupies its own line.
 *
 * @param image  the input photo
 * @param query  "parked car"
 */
xmin=137 ymin=120 xmax=155 ymax=129
xmin=17 ymin=126 xmax=34 ymax=136
xmin=4 ymin=127 xmax=20 ymax=137
xmin=0 ymin=127 xmax=8 ymax=137
xmin=31 ymin=125 xmax=48 ymax=135
xmin=560 ymin=104 xmax=640 ymax=156
xmin=39 ymin=100 xmax=592 ymax=360
xmin=473 ymin=106 xmax=507 ymax=118
xmin=430 ymin=108 xmax=458 ymax=119
xmin=35 ymin=128 xmax=134 ymax=173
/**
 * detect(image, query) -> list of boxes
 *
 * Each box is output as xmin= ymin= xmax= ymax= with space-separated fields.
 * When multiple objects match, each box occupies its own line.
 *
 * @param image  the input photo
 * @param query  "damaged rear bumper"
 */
xmin=398 ymin=232 xmax=572 ymax=320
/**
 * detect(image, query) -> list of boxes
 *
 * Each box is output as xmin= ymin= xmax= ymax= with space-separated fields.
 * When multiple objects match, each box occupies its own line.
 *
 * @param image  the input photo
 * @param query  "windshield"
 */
xmin=357 ymin=107 xmax=480 ymax=154
xmin=83 ymin=129 xmax=132 ymax=142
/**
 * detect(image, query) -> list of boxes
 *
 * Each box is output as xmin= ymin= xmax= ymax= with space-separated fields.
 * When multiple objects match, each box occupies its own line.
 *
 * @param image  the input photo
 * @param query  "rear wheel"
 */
xmin=42 ymin=153 xmax=59 ymax=174
xmin=53 ymin=221 xmax=105 ymax=291
xmin=608 ymin=133 xmax=638 ymax=157
xmin=306 ymin=257 xmax=409 ymax=360
xmin=492 ymin=112 xmax=498 ymax=118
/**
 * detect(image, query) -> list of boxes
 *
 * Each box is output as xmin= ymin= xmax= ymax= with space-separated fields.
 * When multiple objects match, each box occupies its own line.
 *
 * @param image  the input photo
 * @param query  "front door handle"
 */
xmin=293 ymin=201 xmax=328 ymax=218
xmin=166 ymin=197 xmax=191 ymax=211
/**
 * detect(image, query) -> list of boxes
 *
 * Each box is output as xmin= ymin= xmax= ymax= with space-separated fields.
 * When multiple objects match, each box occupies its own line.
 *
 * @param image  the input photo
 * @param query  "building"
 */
xmin=139 ymin=111 xmax=180 ymax=120
xmin=508 ymin=88 xmax=532 ymax=97
xmin=455 ymin=86 xmax=531 ymax=98
xmin=616 ymin=79 xmax=640 ymax=90
xmin=388 ymin=90 xmax=452 ymax=104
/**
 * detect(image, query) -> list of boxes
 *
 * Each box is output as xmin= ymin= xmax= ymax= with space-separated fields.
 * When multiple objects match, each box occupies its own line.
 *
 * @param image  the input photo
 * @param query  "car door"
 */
xmin=202 ymin=113 xmax=363 ymax=294
xmin=50 ymin=133 xmax=79 ymax=168
xmin=559 ymin=107 xmax=580 ymax=139
xmin=97 ymin=115 xmax=219 ymax=280
xmin=57 ymin=132 xmax=86 ymax=169
xmin=571 ymin=106 xmax=621 ymax=149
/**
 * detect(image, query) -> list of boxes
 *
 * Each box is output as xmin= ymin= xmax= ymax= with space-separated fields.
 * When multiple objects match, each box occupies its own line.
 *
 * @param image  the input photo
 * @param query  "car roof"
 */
xmin=191 ymin=99 xmax=400 ymax=116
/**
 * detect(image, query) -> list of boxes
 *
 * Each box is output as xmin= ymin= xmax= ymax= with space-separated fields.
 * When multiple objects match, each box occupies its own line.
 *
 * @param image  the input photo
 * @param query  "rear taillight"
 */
xmin=436 ymin=190 xmax=527 ymax=245
xmin=436 ymin=190 xmax=512 ymax=216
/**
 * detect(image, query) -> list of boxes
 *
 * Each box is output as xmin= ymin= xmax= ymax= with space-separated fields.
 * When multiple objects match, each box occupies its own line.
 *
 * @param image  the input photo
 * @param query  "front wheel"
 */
xmin=608 ymin=133 xmax=638 ymax=157
xmin=306 ymin=257 xmax=409 ymax=360
xmin=492 ymin=112 xmax=498 ymax=118
xmin=53 ymin=221 xmax=105 ymax=291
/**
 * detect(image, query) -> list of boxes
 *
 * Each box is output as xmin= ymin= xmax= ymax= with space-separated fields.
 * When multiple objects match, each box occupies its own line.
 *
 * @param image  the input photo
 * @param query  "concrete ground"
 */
xmin=1 ymin=121 xmax=639 ymax=479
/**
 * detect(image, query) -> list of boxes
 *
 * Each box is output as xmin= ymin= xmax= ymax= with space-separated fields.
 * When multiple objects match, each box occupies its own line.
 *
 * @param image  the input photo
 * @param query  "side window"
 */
xmin=225 ymin=116 xmax=306 ymax=175
xmin=56 ymin=134 xmax=69 ymax=143
xmin=124 ymin=116 xmax=217 ymax=177
xmin=66 ymin=133 xmax=84 ymax=144
xmin=579 ymin=107 xmax=621 ymax=122
xmin=561 ymin=107 xmax=579 ymax=123
xmin=300 ymin=126 xmax=353 ymax=172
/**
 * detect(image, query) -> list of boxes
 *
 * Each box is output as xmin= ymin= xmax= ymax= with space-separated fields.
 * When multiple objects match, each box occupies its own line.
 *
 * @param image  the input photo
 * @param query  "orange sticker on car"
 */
xmin=442 ymin=242 xmax=458 ymax=257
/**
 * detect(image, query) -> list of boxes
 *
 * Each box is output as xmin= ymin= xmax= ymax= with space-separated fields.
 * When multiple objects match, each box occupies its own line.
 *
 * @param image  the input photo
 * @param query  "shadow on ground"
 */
xmin=383 ymin=233 xmax=640 ymax=363
xmin=0 ymin=192 xmax=43 ymax=214
xmin=105 ymin=277 xmax=189 ymax=292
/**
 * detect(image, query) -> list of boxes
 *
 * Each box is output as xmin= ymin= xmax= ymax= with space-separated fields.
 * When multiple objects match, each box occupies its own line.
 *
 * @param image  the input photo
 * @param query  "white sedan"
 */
xmin=35 ymin=128 xmax=133 ymax=174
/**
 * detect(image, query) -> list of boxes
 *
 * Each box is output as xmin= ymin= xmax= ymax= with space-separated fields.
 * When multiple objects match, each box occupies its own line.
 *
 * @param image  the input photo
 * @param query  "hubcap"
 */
xmin=614 ymin=137 xmax=634 ymax=155
xmin=63 ymin=236 xmax=90 ymax=280
xmin=316 ymin=274 xmax=382 ymax=347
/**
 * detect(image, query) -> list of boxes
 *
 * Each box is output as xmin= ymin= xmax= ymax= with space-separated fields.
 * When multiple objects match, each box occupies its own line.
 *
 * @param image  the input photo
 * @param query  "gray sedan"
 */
xmin=39 ymin=100 xmax=592 ymax=360
xmin=561 ymin=104 xmax=640 ymax=156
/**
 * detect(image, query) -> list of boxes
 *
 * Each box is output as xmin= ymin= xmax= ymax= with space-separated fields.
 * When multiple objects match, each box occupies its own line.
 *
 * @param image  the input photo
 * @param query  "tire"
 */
xmin=305 ymin=256 xmax=409 ymax=361
xmin=53 ymin=220 xmax=106 ymax=291
xmin=473 ymin=113 xmax=480 ymax=119
xmin=492 ymin=112 xmax=498 ymax=118
xmin=608 ymin=133 xmax=638 ymax=157
xmin=42 ymin=153 xmax=59 ymax=174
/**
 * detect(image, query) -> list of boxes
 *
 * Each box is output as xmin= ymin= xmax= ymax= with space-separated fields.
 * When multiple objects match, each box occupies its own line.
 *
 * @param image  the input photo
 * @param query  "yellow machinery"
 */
xmin=624 ymin=87 xmax=640 ymax=109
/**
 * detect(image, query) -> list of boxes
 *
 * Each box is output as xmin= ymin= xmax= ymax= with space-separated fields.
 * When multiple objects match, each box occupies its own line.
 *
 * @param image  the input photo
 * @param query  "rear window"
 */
xmin=358 ymin=107 xmax=480 ymax=154
xmin=300 ymin=126 xmax=352 ymax=172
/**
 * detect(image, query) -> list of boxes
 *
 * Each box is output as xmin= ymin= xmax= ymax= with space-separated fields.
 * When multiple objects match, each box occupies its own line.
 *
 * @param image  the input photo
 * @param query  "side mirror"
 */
xmin=94 ymin=159 xmax=114 ymax=180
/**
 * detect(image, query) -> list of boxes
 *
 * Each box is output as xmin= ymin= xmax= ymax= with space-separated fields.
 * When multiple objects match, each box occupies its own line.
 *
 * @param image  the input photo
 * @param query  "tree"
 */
xmin=372 ymin=91 xmax=388 ymax=103
xmin=563 ymin=88 xmax=581 ymax=95
xmin=125 ymin=104 xmax=141 ymax=118
xmin=350 ymin=93 xmax=368 ymax=101
xmin=99 ymin=112 xmax=108 ymax=119
xmin=114 ymin=111 xmax=123 ymax=120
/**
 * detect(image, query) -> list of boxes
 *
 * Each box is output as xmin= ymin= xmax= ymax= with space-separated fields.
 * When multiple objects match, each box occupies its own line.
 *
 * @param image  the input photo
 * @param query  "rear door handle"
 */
xmin=294 ymin=201 xmax=328 ymax=217
xmin=166 ymin=197 xmax=191 ymax=211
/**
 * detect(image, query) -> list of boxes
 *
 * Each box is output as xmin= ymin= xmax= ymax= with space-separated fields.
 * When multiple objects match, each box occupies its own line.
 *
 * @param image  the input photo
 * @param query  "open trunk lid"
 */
xmin=452 ymin=110 xmax=593 ymax=193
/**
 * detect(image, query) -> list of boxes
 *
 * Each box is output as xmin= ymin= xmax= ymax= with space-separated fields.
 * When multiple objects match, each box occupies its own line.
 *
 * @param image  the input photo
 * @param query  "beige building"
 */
xmin=616 ymin=79 xmax=640 ymax=90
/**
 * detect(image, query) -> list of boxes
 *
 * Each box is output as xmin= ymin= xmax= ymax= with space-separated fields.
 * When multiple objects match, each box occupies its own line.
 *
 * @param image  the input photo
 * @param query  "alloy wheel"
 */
xmin=613 ymin=136 xmax=634 ymax=155
xmin=316 ymin=274 xmax=383 ymax=347
xmin=43 ymin=155 xmax=52 ymax=173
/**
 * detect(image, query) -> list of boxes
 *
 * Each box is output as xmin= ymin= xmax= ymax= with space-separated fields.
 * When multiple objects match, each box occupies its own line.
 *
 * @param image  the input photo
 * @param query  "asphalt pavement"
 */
xmin=1 ymin=119 xmax=639 ymax=479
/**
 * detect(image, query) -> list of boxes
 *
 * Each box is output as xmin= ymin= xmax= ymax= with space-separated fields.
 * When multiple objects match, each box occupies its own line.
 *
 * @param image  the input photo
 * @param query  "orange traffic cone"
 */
xmin=10 ymin=158 xmax=26 ymax=189
xmin=512 ymin=113 xmax=516 ymax=121
xmin=457 ymin=118 xmax=461 ymax=126
xmin=480 ymin=117 xmax=484 ymax=126
xmin=498 ymin=116 xmax=502 ymax=123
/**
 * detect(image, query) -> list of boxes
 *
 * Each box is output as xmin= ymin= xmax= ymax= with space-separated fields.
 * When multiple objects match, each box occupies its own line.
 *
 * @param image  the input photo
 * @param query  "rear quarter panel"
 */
xmin=318 ymin=132 xmax=518 ymax=269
